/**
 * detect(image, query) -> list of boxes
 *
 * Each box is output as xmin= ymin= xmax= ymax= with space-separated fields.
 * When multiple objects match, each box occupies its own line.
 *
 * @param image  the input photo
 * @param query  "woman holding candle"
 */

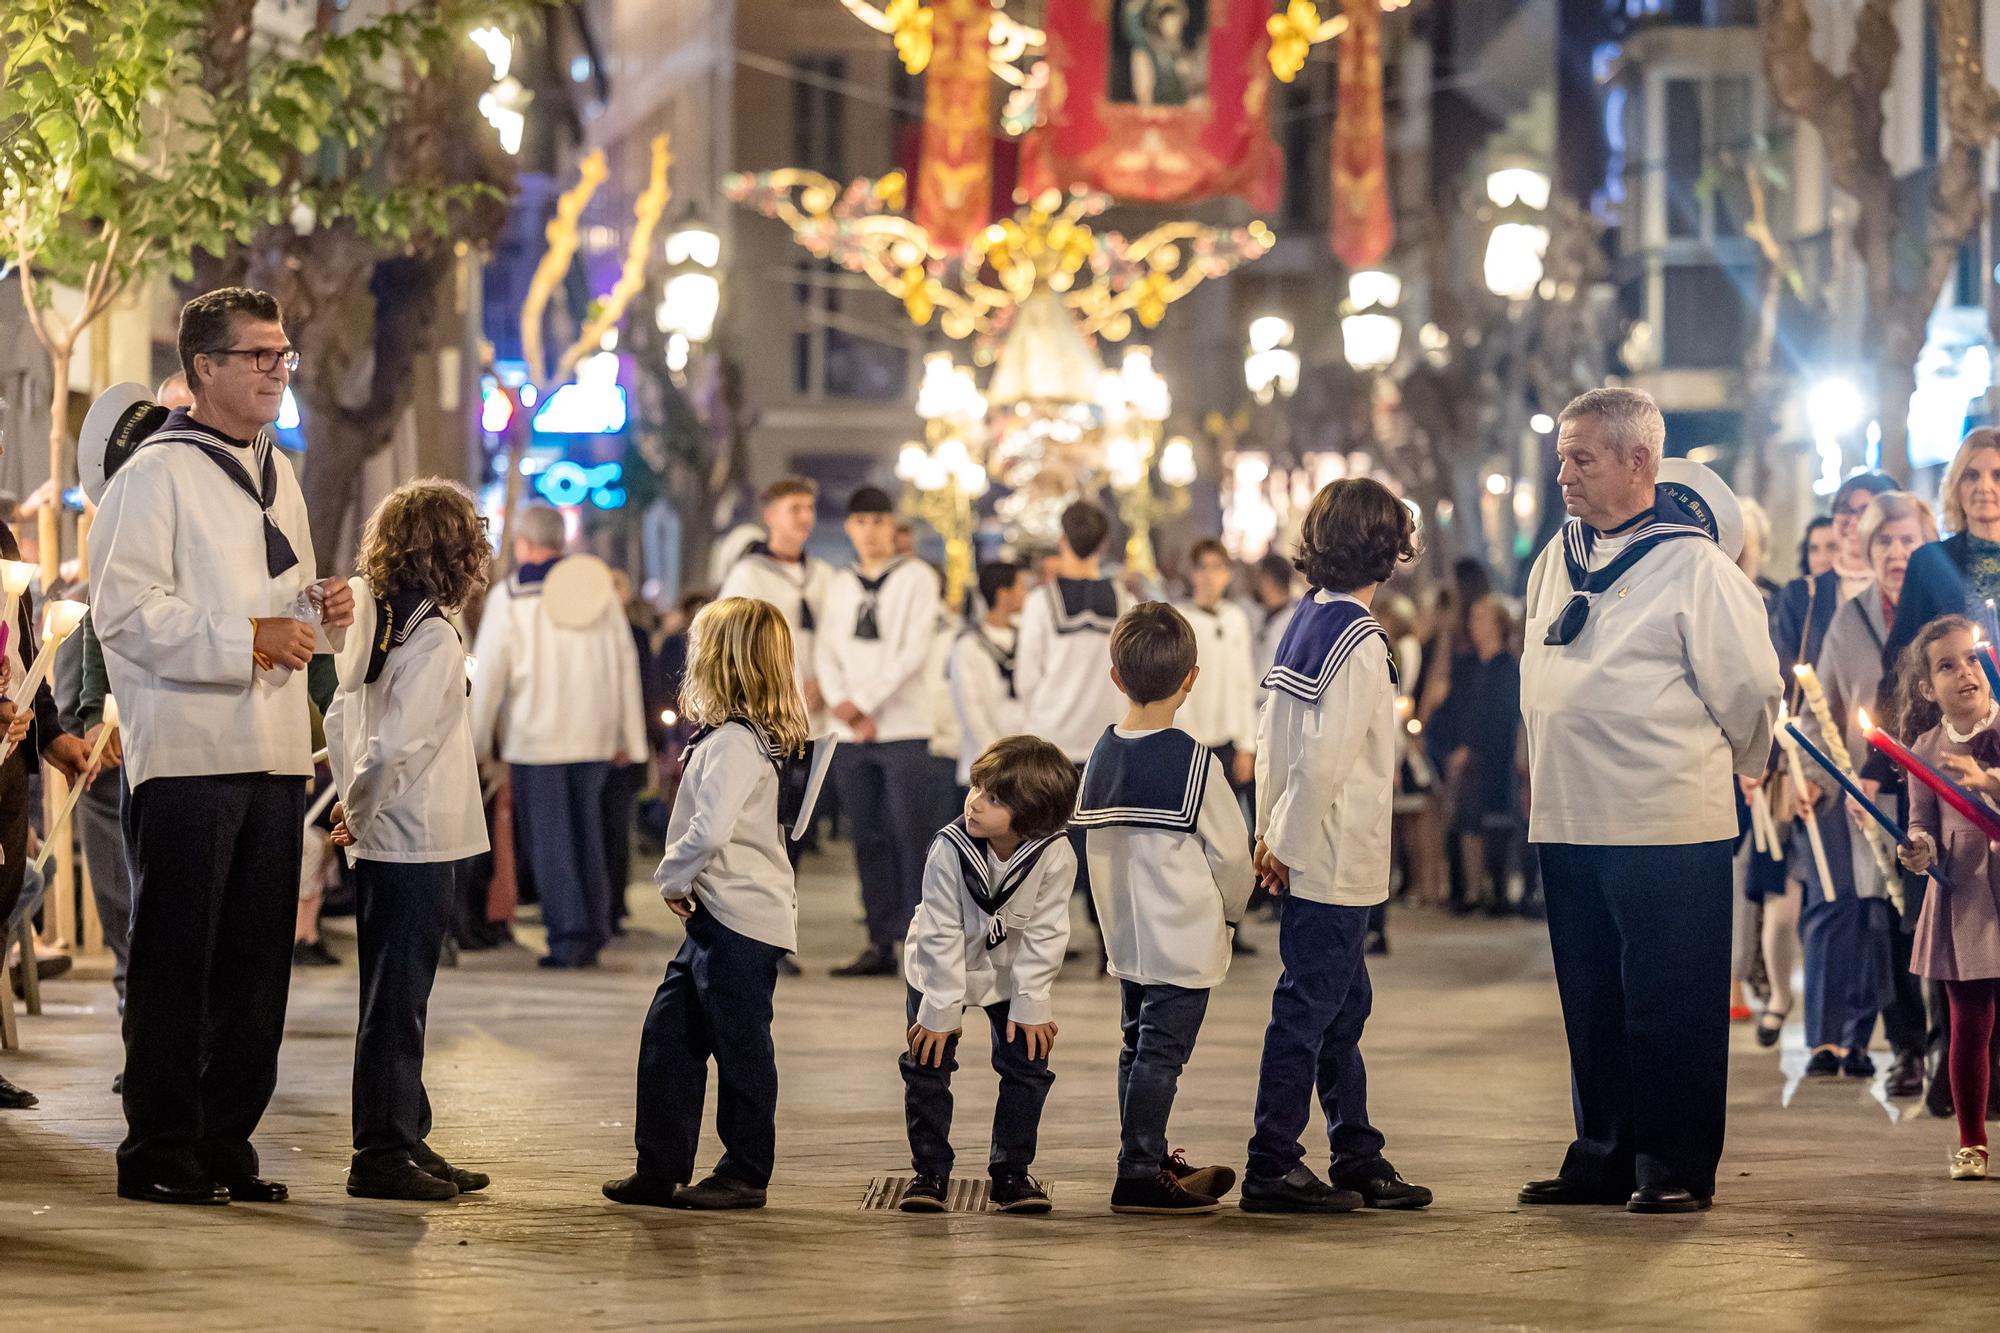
xmin=1886 ymin=615 xmax=2000 ymax=1178
xmin=1795 ymin=493 xmax=1938 ymax=1090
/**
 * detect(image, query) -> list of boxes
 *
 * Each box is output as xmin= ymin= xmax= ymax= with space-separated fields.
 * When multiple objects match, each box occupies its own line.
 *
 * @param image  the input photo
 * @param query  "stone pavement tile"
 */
xmin=5 ymin=845 xmax=2000 ymax=1330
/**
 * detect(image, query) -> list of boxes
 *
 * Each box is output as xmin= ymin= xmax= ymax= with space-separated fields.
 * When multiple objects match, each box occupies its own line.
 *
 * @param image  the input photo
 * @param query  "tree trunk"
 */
xmin=41 ymin=345 xmax=69 ymax=589
xmin=1741 ymin=258 xmax=1784 ymax=503
xmin=295 ymin=387 xmax=373 ymax=573
xmin=1875 ymin=320 xmax=1926 ymax=482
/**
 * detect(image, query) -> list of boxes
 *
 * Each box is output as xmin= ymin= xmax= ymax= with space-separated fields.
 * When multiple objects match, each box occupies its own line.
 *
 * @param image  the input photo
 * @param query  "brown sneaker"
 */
xmin=1109 ymin=1168 xmax=1219 ymax=1215
xmin=1164 ymin=1147 xmax=1237 ymax=1200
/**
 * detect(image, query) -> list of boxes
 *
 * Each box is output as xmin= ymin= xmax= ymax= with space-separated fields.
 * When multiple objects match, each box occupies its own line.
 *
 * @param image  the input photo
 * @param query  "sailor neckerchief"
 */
xmin=1545 ymin=484 xmax=1717 ymax=647
xmin=142 ymin=409 xmax=298 ymax=578
xmin=851 ymin=557 xmax=909 ymax=641
xmin=509 ymin=558 xmax=557 ymax=594
xmin=743 ymin=541 xmax=816 ymax=633
xmin=936 ymin=816 xmax=1065 ymax=949
xmin=1047 ymin=576 xmax=1119 ymax=635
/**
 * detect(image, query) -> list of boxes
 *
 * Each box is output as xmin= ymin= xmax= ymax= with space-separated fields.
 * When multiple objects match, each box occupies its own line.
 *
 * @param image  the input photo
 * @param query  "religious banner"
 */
xmin=915 ymin=0 xmax=996 ymax=253
xmin=1330 ymin=0 xmax=1392 ymax=267
xmin=1023 ymin=0 xmax=1281 ymax=209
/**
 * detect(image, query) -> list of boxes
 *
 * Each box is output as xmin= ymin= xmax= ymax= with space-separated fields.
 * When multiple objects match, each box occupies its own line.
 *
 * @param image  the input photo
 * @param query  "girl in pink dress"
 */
xmin=1893 ymin=614 xmax=2000 ymax=1179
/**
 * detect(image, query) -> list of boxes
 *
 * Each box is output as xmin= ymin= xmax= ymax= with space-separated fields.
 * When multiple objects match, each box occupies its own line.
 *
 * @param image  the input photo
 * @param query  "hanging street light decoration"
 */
xmin=897 ymin=352 xmax=992 ymax=608
xmin=1339 ymin=269 xmax=1403 ymax=371
xmin=656 ymin=220 xmax=724 ymax=379
xmin=1244 ymin=315 xmax=1301 ymax=404
xmin=1482 ymin=165 xmax=1552 ymax=303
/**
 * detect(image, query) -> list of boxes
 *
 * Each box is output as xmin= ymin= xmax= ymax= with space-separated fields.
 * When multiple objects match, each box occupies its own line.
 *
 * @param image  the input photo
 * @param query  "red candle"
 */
xmin=1860 ymin=708 xmax=2000 ymax=843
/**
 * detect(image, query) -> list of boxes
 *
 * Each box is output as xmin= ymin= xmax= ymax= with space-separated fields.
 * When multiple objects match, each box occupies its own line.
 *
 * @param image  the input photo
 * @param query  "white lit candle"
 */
xmin=0 ymin=599 xmax=89 ymax=766
xmin=0 ymin=559 xmax=34 ymax=643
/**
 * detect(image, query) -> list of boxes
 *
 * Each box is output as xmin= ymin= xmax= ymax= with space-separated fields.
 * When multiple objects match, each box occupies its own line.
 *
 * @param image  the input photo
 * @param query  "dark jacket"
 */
xmin=1883 ymin=534 xmax=1974 ymax=678
xmin=0 ymin=524 xmax=63 ymax=762
xmin=1772 ymin=569 xmax=1841 ymax=684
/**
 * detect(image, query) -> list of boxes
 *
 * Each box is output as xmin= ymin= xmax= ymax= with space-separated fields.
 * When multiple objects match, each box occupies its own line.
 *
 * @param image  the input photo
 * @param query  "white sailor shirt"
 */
xmin=656 ymin=720 xmax=798 ymax=952
xmin=1176 ymin=599 xmax=1258 ymax=754
xmin=717 ymin=544 xmax=832 ymax=704
xmin=903 ymin=822 xmax=1076 ymax=1030
xmin=1015 ymin=577 xmax=1134 ymax=763
xmin=468 ymin=563 xmax=647 ymax=766
xmin=815 ymin=557 xmax=941 ymax=743
xmin=947 ymin=620 xmax=1022 ymax=784
xmin=1254 ymin=590 xmax=1398 ymax=906
xmin=1075 ymin=725 xmax=1254 ymax=989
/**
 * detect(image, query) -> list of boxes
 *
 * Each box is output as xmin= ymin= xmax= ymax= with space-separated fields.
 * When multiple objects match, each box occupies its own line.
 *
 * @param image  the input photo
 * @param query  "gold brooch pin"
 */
xmin=1617 ymin=587 xmax=1629 ymax=598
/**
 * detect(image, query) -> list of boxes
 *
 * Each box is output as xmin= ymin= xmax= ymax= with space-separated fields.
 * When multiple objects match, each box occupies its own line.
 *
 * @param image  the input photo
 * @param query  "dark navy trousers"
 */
xmin=351 ymin=857 xmax=466 ymax=1167
xmin=1538 ymin=839 xmax=1733 ymax=1199
xmin=899 ymin=987 xmax=1055 ymax=1179
xmin=632 ymin=909 xmax=785 ymax=1187
xmin=830 ymin=739 xmax=933 ymax=948
xmin=511 ymin=761 xmax=613 ymax=965
xmin=1246 ymin=894 xmax=1386 ymax=1182
xmin=1116 ymin=981 xmax=1209 ymax=1179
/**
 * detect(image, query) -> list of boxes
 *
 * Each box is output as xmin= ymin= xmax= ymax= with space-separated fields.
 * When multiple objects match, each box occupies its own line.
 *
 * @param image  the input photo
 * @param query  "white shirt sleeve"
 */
xmin=849 ymin=566 xmax=939 ymax=720
xmin=323 ymin=683 xmax=356 ymax=818
xmin=467 ymin=583 xmax=513 ymax=762
xmin=1014 ymin=590 xmax=1050 ymax=709
xmin=1225 ymin=608 xmax=1258 ymax=753
xmin=341 ymin=632 xmax=459 ymax=844
xmin=89 ymin=469 xmax=255 ymax=687
xmin=610 ymin=614 xmax=648 ymax=761
xmin=1007 ymin=841 xmax=1076 ymax=1025
xmin=907 ymin=838 xmax=970 ymax=1032
xmin=654 ymin=728 xmax=764 ymax=899
xmin=1261 ymin=652 xmax=1382 ymax=874
xmin=1196 ymin=751 xmax=1254 ymax=922
xmin=950 ymin=635 xmax=1004 ymax=762
xmin=1681 ymin=552 xmax=1782 ymax=777
xmin=814 ymin=574 xmax=855 ymax=712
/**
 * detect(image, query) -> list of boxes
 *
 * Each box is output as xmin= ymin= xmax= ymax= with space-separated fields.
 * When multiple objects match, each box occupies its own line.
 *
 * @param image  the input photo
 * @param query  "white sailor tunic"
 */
xmin=903 ymin=818 xmax=1076 ymax=1030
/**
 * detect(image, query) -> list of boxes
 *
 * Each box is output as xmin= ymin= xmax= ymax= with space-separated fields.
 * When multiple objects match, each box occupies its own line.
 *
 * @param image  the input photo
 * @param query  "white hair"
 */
xmin=516 ymin=503 xmax=566 ymax=552
xmin=1558 ymin=387 xmax=1666 ymax=470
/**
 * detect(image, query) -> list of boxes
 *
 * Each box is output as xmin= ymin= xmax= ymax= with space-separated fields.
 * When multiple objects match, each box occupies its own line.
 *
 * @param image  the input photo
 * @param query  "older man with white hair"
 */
xmin=1517 ymin=387 xmax=1780 ymax=1216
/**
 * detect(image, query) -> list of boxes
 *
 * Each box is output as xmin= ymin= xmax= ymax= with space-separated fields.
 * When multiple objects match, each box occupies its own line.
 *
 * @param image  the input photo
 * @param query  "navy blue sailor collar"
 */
xmin=1261 ymin=592 xmax=1395 ymax=704
xmin=1071 ymin=726 xmax=1211 ymax=832
xmin=1046 ymin=577 xmax=1119 ymax=635
xmin=1545 ymin=483 xmax=1717 ymax=646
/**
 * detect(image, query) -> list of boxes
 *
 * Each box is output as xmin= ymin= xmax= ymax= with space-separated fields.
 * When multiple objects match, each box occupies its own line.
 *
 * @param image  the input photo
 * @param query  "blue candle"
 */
xmin=1785 ymin=721 xmax=1950 ymax=891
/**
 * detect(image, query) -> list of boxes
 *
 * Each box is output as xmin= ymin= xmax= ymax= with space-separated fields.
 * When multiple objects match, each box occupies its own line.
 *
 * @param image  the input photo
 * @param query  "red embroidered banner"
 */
xmin=915 ymin=0 xmax=996 ymax=253
xmin=1023 ymin=0 xmax=1280 ymax=209
xmin=1330 ymin=0 xmax=1392 ymax=267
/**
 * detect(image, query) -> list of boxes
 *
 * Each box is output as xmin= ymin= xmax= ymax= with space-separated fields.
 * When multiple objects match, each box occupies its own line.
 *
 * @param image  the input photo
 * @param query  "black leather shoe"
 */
xmin=898 ymin=1171 xmax=948 ymax=1213
xmin=118 ymin=1177 xmax=230 ymax=1206
xmin=348 ymin=1157 xmax=457 ymax=1201
xmin=1885 ymin=1051 xmax=1925 ymax=1099
xmin=602 ymin=1171 xmax=679 ymax=1208
xmin=1841 ymin=1049 xmax=1876 ymax=1079
xmin=1334 ymin=1159 xmax=1433 ymax=1210
xmin=989 ymin=1172 xmax=1051 ymax=1214
xmin=829 ymin=944 xmax=897 ymax=977
xmin=0 ymin=1073 xmax=38 ymax=1109
xmin=1803 ymin=1048 xmax=1842 ymax=1078
xmin=1755 ymin=1007 xmax=1787 ymax=1049
xmin=414 ymin=1144 xmax=489 ymax=1193
xmin=1239 ymin=1166 xmax=1362 ymax=1215
xmin=1627 ymin=1186 xmax=1711 ymax=1214
xmin=1517 ymin=1176 xmax=1630 ymax=1206
xmin=218 ymin=1175 xmax=289 ymax=1203
xmin=669 ymin=1172 xmax=767 ymax=1210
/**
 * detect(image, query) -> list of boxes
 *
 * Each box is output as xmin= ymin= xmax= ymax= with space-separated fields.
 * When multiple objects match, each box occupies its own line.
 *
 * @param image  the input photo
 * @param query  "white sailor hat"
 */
xmin=79 ymin=383 xmax=169 ymax=505
xmin=331 ymin=577 xmax=380 ymax=696
xmin=1657 ymin=456 xmax=1743 ymax=563
xmin=541 ymin=553 xmax=618 ymax=628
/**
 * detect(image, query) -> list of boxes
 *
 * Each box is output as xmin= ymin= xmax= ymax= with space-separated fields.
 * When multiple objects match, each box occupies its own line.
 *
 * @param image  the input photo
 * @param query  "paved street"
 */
xmin=4 ymin=846 xmax=1999 ymax=1331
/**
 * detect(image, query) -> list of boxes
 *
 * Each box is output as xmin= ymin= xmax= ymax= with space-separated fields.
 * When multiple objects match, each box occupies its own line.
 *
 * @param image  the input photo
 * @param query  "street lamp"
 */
xmin=471 ymin=27 xmax=530 ymax=155
xmin=656 ymin=220 xmax=724 ymax=378
xmin=1482 ymin=166 xmax=1552 ymax=303
xmin=1244 ymin=316 xmax=1300 ymax=404
xmin=1340 ymin=270 xmax=1403 ymax=371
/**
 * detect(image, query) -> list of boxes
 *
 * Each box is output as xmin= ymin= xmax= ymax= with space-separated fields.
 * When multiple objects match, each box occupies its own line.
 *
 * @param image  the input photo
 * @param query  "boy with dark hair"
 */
xmin=717 ymin=476 xmax=829 ymax=724
xmin=1250 ymin=552 xmax=1299 ymax=700
xmin=819 ymin=486 xmax=943 ymax=976
xmin=1016 ymin=500 xmax=1130 ymax=765
xmin=1242 ymin=478 xmax=1431 ymax=1214
xmin=1074 ymin=603 xmax=1254 ymax=1215
xmin=899 ymin=735 xmax=1080 ymax=1214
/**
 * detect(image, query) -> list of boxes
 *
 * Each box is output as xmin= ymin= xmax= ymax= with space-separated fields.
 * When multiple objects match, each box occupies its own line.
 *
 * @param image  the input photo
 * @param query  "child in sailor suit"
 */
xmin=1075 ymin=603 xmax=1253 ymax=1215
xmin=897 ymin=736 xmax=1079 ymax=1214
xmin=1244 ymin=478 xmax=1432 ymax=1215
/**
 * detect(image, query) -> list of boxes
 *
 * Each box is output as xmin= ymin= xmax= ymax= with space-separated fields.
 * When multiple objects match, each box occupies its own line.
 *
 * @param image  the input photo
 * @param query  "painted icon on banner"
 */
xmin=1111 ymin=0 xmax=1210 ymax=108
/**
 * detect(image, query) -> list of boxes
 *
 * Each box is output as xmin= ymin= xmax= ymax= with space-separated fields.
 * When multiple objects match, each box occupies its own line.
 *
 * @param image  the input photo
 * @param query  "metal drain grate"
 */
xmin=863 ymin=1175 xmax=1057 ymax=1212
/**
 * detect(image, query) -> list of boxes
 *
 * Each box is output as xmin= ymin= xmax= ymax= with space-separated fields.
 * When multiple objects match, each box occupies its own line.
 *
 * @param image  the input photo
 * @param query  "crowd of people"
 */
xmin=4 ymin=287 xmax=1999 ymax=1222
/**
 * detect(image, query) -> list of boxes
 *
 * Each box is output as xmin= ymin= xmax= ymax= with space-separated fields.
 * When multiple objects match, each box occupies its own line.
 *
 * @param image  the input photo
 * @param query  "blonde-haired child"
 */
xmin=324 ymin=479 xmax=492 ymax=1201
xmin=1891 ymin=614 xmax=2000 ymax=1180
xmin=605 ymin=596 xmax=809 ymax=1210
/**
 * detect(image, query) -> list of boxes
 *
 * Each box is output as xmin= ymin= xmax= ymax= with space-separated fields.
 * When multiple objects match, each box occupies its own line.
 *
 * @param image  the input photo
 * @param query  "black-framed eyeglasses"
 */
xmin=209 ymin=346 xmax=300 ymax=374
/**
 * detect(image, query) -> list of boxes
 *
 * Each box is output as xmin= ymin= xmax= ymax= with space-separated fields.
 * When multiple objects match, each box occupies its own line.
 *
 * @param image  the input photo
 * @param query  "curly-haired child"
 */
xmin=324 ymin=480 xmax=493 ymax=1201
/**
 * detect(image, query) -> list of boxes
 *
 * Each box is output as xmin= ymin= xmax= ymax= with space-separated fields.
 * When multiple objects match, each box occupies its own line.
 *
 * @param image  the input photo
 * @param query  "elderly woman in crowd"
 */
xmin=1795 ymin=492 xmax=1938 ymax=1091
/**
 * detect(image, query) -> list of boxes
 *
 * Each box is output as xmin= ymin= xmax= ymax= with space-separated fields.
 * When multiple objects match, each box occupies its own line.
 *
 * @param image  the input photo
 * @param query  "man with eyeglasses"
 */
xmin=1517 ymin=388 xmax=1779 ymax=1216
xmin=90 ymin=286 xmax=355 ymax=1206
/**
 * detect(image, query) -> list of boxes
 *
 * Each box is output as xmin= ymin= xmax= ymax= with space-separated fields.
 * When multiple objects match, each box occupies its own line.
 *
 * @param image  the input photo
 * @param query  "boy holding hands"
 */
xmin=1073 ymin=604 xmax=1254 ymax=1214
xmin=1244 ymin=478 xmax=1432 ymax=1214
